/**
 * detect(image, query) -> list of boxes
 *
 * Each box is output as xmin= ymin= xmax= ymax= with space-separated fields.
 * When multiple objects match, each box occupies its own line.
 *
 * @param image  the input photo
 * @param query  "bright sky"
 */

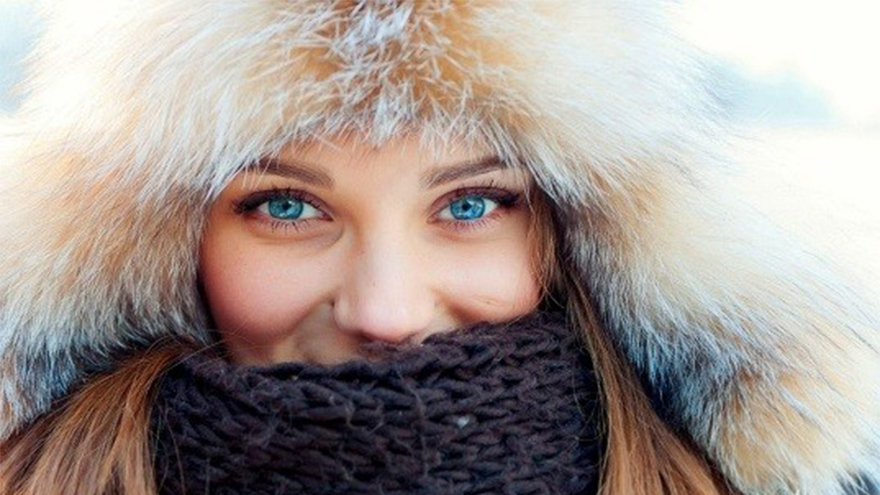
xmin=676 ymin=0 xmax=880 ymax=128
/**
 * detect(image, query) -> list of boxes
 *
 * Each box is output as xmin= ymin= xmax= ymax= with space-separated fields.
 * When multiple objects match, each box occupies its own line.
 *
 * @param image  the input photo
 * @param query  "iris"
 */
xmin=267 ymin=198 xmax=304 ymax=220
xmin=449 ymin=196 xmax=486 ymax=220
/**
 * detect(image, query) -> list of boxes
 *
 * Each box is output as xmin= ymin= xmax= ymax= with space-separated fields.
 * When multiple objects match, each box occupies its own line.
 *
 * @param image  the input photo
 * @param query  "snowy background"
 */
xmin=675 ymin=0 xmax=879 ymax=256
xmin=0 ymin=0 xmax=34 ymax=115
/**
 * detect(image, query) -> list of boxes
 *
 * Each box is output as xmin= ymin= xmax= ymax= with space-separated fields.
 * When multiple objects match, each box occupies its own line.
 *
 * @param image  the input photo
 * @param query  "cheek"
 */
xmin=434 ymin=237 xmax=542 ymax=322
xmin=199 ymin=231 xmax=331 ymax=344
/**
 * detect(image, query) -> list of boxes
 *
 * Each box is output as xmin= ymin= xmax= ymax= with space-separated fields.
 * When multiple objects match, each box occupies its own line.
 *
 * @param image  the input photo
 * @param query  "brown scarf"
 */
xmin=151 ymin=311 xmax=603 ymax=494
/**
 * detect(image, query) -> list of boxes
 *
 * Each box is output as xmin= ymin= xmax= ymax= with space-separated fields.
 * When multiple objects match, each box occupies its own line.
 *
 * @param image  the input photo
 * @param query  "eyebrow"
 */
xmin=244 ymin=156 xmax=507 ymax=190
xmin=246 ymin=158 xmax=334 ymax=188
xmin=420 ymin=156 xmax=506 ymax=189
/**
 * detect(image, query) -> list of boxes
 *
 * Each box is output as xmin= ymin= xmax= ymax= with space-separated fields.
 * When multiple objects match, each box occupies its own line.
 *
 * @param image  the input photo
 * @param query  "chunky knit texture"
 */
xmin=151 ymin=312 xmax=602 ymax=494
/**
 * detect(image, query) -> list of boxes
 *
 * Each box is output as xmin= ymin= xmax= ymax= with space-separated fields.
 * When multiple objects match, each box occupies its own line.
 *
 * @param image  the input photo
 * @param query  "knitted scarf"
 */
xmin=151 ymin=312 xmax=603 ymax=494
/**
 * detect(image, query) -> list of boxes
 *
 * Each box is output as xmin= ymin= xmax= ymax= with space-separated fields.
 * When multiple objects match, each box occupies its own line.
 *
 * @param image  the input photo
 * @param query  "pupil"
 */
xmin=268 ymin=199 xmax=303 ymax=219
xmin=451 ymin=197 xmax=485 ymax=220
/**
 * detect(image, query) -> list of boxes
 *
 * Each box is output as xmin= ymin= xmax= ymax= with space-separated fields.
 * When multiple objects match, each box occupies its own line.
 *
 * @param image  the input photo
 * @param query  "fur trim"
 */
xmin=1 ymin=1 xmax=878 ymax=493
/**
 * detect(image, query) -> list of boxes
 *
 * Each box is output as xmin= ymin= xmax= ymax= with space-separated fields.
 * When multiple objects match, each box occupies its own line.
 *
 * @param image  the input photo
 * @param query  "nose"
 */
xmin=332 ymin=234 xmax=436 ymax=344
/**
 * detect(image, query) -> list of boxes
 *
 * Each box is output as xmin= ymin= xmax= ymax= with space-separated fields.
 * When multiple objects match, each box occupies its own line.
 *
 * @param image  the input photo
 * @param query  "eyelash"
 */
xmin=231 ymin=180 xmax=523 ymax=236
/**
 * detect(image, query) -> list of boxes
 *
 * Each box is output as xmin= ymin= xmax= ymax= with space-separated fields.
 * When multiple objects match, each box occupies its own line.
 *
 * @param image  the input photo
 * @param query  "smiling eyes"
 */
xmin=232 ymin=184 xmax=522 ymax=236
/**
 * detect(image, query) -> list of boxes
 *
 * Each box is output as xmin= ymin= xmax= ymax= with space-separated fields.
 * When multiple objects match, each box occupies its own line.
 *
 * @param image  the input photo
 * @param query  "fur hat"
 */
xmin=1 ymin=1 xmax=878 ymax=493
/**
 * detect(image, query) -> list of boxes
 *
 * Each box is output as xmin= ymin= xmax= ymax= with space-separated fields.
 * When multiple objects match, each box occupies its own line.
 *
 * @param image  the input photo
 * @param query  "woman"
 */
xmin=1 ymin=1 xmax=878 ymax=494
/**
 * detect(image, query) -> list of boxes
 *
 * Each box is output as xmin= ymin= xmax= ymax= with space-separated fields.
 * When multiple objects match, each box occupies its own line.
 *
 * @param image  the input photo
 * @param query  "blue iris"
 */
xmin=267 ymin=198 xmax=304 ymax=220
xmin=449 ymin=196 xmax=486 ymax=220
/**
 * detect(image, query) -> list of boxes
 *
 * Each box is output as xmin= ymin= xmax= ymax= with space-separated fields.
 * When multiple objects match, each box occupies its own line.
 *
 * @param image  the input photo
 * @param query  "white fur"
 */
xmin=1 ymin=1 xmax=877 ymax=493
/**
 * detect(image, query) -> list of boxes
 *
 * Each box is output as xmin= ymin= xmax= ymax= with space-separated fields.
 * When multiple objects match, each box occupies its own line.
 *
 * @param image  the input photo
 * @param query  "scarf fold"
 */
xmin=151 ymin=312 xmax=603 ymax=494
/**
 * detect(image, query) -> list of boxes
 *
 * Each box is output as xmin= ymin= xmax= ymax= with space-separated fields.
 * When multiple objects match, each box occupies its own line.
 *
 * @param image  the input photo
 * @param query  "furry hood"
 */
xmin=1 ymin=1 xmax=878 ymax=493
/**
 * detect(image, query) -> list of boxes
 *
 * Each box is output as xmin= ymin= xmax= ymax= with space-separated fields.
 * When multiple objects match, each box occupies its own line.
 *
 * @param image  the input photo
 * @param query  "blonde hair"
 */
xmin=0 ymin=189 xmax=732 ymax=495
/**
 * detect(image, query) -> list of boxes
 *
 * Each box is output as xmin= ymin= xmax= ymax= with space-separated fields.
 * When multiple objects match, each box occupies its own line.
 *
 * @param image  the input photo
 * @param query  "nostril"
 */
xmin=352 ymin=323 xmax=426 ymax=345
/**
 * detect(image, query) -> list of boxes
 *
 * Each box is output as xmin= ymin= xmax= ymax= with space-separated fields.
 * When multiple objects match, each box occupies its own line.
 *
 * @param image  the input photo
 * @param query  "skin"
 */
xmin=199 ymin=136 xmax=542 ymax=365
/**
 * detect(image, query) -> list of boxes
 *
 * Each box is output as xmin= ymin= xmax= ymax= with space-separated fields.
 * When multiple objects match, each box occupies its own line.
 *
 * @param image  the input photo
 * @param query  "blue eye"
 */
xmin=440 ymin=196 xmax=498 ymax=221
xmin=260 ymin=197 xmax=321 ymax=221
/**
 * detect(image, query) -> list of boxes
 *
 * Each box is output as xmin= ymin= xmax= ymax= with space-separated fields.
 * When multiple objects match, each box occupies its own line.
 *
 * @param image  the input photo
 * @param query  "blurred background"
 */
xmin=0 ymin=0 xmax=34 ymax=116
xmin=1 ymin=0 xmax=878 ymax=214
xmin=678 ymin=0 xmax=879 ymax=132
xmin=673 ymin=0 xmax=878 ymax=272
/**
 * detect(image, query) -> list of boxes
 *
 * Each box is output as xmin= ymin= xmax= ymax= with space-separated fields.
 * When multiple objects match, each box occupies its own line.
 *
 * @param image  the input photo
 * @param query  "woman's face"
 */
xmin=199 ymin=136 xmax=542 ymax=365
